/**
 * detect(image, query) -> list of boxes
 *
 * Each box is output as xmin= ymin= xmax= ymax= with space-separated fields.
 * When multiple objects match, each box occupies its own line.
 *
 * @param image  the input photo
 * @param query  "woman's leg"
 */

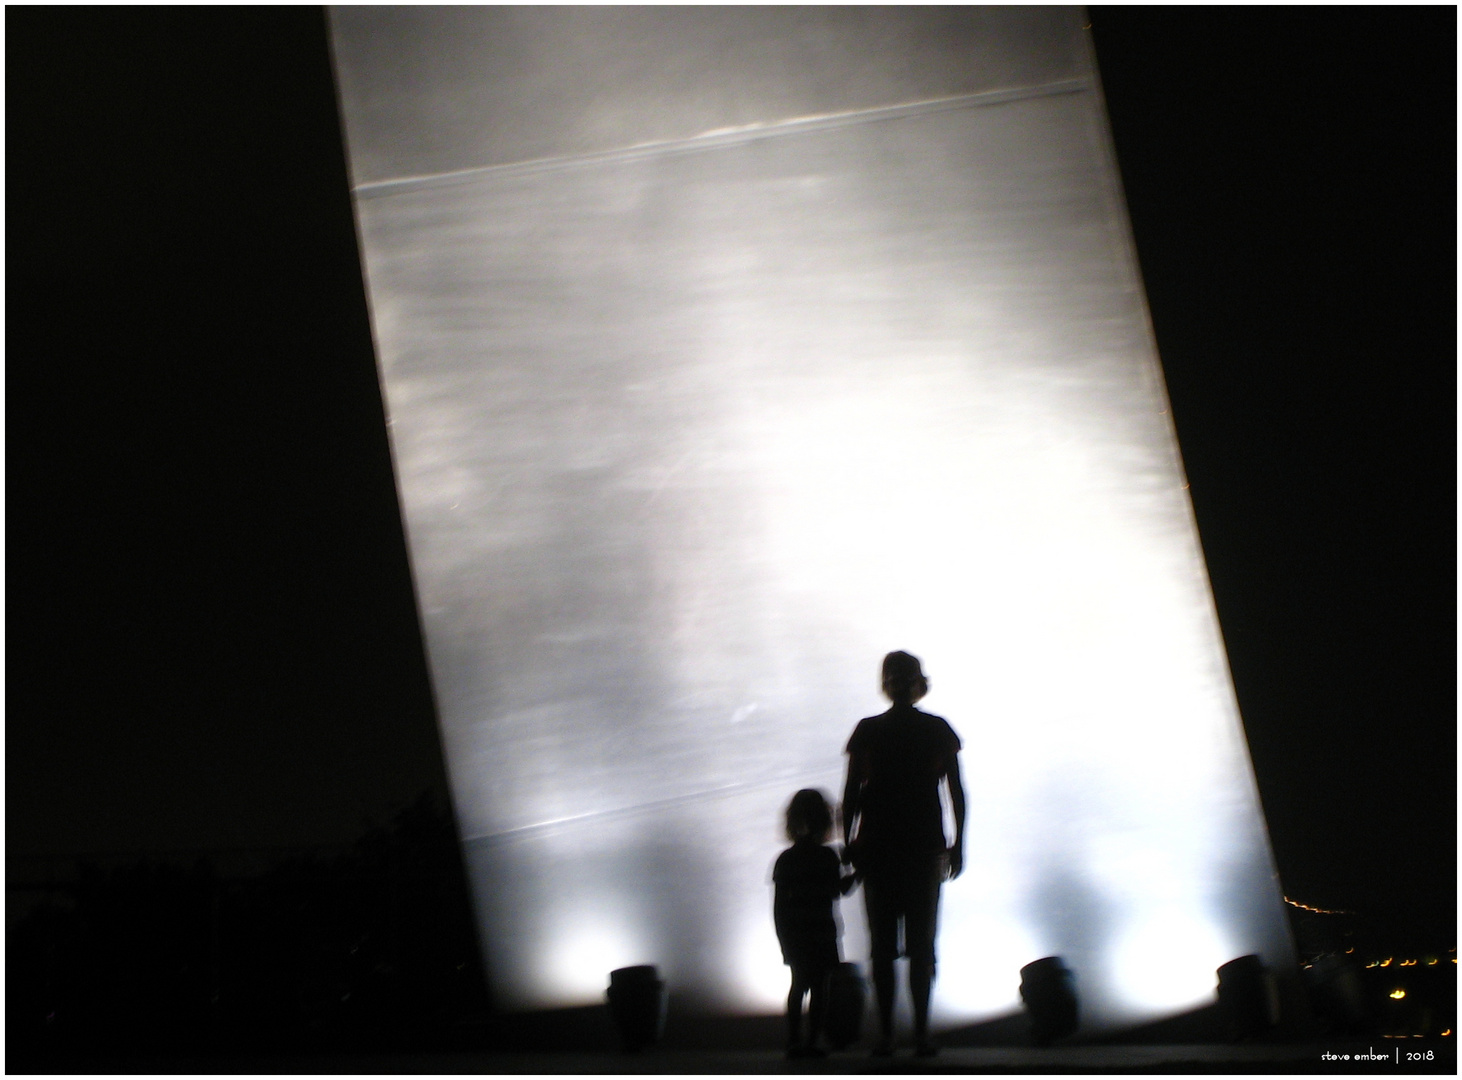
xmin=911 ymin=958 xmax=934 ymax=1047
xmin=905 ymin=856 xmax=944 ymax=1054
xmin=864 ymin=873 xmax=898 ymax=1051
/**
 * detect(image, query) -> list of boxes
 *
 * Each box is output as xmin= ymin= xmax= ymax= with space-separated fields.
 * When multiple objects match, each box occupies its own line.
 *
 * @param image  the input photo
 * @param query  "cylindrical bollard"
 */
xmin=606 ymin=965 xmax=666 ymax=1052
xmin=1216 ymin=954 xmax=1279 ymax=1041
xmin=1019 ymin=956 xmax=1079 ymax=1046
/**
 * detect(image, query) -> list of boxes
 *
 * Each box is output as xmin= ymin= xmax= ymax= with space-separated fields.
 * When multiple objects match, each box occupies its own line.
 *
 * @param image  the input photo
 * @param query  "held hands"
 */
xmin=837 ymin=841 xmax=863 ymax=891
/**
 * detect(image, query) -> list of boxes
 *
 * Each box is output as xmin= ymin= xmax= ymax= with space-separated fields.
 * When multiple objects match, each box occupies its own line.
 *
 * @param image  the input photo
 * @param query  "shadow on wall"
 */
xmin=1024 ymin=859 xmax=1116 ymax=1026
xmin=467 ymin=827 xmax=723 ymax=1011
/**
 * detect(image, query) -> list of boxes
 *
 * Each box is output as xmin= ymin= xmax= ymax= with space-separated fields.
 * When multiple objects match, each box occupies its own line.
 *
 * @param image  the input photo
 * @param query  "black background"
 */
xmin=9 ymin=6 xmax=1454 ymax=959
xmin=1092 ymin=7 xmax=1454 ymax=947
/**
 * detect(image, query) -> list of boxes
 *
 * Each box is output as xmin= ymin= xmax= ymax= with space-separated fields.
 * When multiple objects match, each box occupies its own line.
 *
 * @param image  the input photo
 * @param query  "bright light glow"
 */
xmin=546 ymin=919 xmax=646 ymax=1003
xmin=736 ymin=916 xmax=794 ymax=1010
xmin=1107 ymin=911 xmax=1232 ymax=1017
xmin=932 ymin=901 xmax=1040 ymax=1017
xmin=1390 ymin=989 xmax=1407 ymax=1000
xmin=332 ymin=8 xmax=1294 ymax=1032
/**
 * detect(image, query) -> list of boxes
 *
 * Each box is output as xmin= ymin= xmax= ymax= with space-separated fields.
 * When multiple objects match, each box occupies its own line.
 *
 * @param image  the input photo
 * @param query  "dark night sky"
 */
xmin=8 ymin=8 xmax=1455 ymax=947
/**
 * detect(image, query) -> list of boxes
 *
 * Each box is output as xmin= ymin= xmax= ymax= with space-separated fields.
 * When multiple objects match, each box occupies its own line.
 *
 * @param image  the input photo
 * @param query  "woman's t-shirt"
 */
xmin=845 ymin=704 xmax=961 ymax=858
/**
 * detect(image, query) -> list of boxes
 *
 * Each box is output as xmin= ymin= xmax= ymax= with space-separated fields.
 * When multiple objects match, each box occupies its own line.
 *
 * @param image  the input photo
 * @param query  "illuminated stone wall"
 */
xmin=329 ymin=7 xmax=1293 ymax=1028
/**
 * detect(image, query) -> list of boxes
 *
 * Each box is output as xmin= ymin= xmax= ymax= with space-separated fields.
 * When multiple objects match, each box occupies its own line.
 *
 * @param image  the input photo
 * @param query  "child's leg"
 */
xmin=786 ymin=967 xmax=810 ymax=1048
xmin=806 ymin=967 xmax=828 ymax=1047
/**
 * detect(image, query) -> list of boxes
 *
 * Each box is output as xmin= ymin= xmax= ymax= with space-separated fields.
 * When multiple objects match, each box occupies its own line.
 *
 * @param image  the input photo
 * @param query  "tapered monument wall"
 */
xmin=329 ymin=7 xmax=1293 ymax=1028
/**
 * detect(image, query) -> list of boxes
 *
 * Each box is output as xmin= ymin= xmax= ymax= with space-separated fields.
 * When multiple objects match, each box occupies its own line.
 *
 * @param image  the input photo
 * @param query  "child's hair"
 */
xmin=785 ymin=788 xmax=834 ymax=844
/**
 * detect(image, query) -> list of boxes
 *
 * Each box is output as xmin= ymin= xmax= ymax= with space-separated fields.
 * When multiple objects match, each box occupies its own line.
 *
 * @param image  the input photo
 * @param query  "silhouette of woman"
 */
xmin=842 ymin=651 xmax=966 ymax=1057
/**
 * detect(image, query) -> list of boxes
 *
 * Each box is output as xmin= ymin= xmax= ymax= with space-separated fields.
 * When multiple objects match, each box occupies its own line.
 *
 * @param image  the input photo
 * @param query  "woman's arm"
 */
xmin=944 ymin=750 xmax=966 ymax=879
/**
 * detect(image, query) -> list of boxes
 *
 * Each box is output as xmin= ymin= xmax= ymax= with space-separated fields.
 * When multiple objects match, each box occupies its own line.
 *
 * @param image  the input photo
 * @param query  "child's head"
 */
xmin=881 ymin=650 xmax=929 ymax=704
xmin=785 ymin=788 xmax=834 ymax=844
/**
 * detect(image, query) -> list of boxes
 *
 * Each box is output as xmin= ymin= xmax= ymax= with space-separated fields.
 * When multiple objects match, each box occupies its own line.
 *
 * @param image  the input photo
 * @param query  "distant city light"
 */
xmin=1282 ymin=896 xmax=1352 ymax=916
xmin=1367 ymin=955 xmax=1446 ymax=970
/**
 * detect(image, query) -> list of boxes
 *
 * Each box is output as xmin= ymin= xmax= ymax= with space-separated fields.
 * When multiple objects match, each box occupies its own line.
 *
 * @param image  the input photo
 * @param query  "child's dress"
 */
xmin=773 ymin=840 xmax=843 ymax=973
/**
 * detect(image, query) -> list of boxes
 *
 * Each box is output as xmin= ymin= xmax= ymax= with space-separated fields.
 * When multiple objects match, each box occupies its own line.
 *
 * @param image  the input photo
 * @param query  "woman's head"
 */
xmin=881 ymin=650 xmax=929 ymax=704
xmin=785 ymin=788 xmax=834 ymax=844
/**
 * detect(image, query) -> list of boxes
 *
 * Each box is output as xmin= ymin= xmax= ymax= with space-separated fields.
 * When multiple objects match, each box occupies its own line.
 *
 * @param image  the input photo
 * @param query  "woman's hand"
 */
xmin=945 ymin=845 xmax=964 ymax=880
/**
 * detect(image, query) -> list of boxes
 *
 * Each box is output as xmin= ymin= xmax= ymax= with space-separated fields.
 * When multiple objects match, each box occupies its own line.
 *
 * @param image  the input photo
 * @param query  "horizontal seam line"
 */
xmin=460 ymin=767 xmax=840 ymax=845
xmin=353 ymin=77 xmax=1089 ymax=199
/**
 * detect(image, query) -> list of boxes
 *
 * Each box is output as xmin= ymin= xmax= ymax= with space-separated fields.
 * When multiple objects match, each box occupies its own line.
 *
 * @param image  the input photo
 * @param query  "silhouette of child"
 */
xmin=773 ymin=788 xmax=857 ymax=1058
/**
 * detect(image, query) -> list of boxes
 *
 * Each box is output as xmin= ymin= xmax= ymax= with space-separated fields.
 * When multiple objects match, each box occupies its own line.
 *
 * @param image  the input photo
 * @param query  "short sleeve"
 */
xmin=942 ymin=717 xmax=962 ymax=753
xmin=772 ymin=849 xmax=790 ymax=881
